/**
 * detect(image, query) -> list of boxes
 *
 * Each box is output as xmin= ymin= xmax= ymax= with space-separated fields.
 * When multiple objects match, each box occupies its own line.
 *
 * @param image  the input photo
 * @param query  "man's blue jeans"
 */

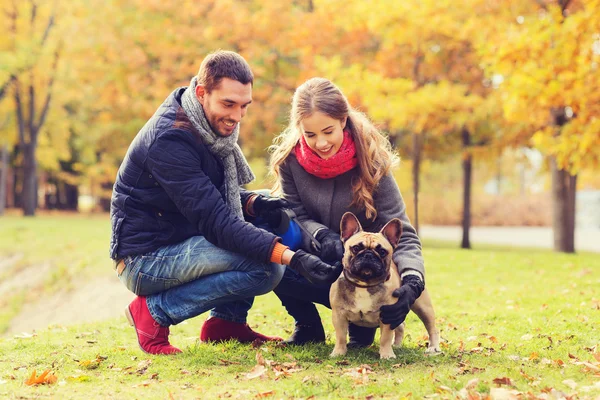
xmin=118 ymin=235 xmax=285 ymax=327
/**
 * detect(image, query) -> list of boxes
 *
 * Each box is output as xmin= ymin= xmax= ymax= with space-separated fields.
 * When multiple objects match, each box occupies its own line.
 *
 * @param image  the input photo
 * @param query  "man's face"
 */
xmin=196 ymin=78 xmax=252 ymax=137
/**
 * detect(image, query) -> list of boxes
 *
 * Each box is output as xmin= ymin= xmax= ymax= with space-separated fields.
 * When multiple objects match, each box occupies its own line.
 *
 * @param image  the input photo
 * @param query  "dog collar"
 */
xmin=343 ymin=269 xmax=391 ymax=288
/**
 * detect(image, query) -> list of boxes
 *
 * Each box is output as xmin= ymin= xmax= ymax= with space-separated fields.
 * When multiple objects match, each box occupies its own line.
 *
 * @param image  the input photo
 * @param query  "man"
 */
xmin=110 ymin=50 xmax=341 ymax=355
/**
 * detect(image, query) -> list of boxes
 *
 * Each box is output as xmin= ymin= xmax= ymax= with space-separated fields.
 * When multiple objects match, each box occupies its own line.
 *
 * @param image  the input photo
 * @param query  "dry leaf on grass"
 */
xmin=25 ymin=369 xmax=57 ymax=386
xmin=132 ymin=380 xmax=153 ymax=388
xmin=255 ymin=390 xmax=275 ymax=398
xmin=245 ymin=365 xmax=267 ymax=380
xmin=136 ymin=359 xmax=152 ymax=375
xmin=256 ymin=352 xmax=266 ymax=366
xmin=492 ymin=377 xmax=514 ymax=387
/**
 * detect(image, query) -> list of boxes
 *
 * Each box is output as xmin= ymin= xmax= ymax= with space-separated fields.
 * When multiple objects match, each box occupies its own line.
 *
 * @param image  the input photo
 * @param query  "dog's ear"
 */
xmin=340 ymin=212 xmax=362 ymax=242
xmin=380 ymin=218 xmax=402 ymax=248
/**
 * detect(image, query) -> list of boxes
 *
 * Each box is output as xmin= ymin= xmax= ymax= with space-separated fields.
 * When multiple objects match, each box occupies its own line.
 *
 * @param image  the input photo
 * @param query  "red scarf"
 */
xmin=294 ymin=129 xmax=358 ymax=179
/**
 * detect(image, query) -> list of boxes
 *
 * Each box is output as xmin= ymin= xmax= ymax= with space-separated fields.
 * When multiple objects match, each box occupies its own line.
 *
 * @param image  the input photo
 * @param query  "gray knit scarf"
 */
xmin=181 ymin=76 xmax=255 ymax=218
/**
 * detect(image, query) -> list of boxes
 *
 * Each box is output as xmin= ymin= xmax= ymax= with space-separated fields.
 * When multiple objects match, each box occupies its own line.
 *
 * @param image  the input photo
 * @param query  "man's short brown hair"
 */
xmin=197 ymin=50 xmax=253 ymax=93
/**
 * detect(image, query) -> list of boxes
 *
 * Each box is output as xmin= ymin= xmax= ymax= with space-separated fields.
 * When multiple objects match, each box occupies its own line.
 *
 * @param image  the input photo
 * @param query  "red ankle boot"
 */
xmin=125 ymin=296 xmax=182 ymax=355
xmin=200 ymin=317 xmax=282 ymax=343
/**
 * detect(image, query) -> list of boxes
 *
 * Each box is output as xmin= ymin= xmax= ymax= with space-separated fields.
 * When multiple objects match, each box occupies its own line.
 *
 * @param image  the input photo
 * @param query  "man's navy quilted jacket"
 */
xmin=109 ymin=87 xmax=279 ymax=263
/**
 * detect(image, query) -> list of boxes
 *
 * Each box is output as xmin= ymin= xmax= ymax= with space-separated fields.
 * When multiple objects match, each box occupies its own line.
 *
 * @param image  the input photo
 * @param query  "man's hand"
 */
xmin=380 ymin=275 xmax=424 ymax=329
xmin=315 ymin=229 xmax=344 ymax=263
xmin=252 ymin=195 xmax=289 ymax=226
xmin=289 ymin=250 xmax=342 ymax=285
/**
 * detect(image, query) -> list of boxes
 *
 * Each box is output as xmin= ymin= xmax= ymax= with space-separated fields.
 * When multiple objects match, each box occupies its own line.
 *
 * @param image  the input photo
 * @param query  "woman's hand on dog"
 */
xmin=315 ymin=229 xmax=344 ymax=264
xmin=380 ymin=275 xmax=424 ymax=329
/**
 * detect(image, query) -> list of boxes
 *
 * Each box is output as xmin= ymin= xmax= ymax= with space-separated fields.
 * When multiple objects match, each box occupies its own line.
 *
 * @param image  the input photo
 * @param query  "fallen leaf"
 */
xmin=25 ymin=369 xmax=57 ymax=386
xmin=465 ymin=378 xmax=479 ymax=389
xmin=78 ymin=359 xmax=101 ymax=370
xmin=132 ymin=380 xmax=153 ymax=387
xmin=255 ymin=390 xmax=275 ymax=398
xmin=256 ymin=352 xmax=266 ymax=366
xmin=575 ymin=361 xmax=600 ymax=372
xmin=66 ymin=375 xmax=91 ymax=382
xmin=245 ymin=365 xmax=266 ymax=380
xmin=492 ymin=377 xmax=514 ymax=387
xmin=136 ymin=359 xmax=152 ymax=375
xmin=519 ymin=369 xmax=535 ymax=382
xmin=436 ymin=385 xmax=452 ymax=393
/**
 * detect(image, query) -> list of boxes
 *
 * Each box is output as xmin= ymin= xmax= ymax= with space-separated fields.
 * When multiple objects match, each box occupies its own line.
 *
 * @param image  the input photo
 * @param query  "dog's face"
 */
xmin=340 ymin=212 xmax=402 ymax=285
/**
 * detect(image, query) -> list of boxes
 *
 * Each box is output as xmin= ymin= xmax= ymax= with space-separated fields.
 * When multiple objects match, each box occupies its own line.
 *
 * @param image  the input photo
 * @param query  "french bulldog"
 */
xmin=329 ymin=212 xmax=441 ymax=359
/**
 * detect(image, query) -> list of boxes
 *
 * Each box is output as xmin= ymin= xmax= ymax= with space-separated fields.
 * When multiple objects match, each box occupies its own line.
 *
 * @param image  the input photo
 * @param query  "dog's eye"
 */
xmin=350 ymin=244 xmax=363 ymax=254
xmin=376 ymin=247 xmax=388 ymax=258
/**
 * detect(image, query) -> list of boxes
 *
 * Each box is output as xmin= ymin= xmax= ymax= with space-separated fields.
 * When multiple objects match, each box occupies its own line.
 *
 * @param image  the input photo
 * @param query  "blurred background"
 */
xmin=1 ymin=0 xmax=599 ymax=253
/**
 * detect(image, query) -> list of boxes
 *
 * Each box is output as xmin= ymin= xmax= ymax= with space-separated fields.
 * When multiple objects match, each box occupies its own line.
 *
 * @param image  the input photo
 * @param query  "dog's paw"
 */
xmin=330 ymin=348 xmax=347 ymax=358
xmin=379 ymin=349 xmax=396 ymax=359
xmin=424 ymin=346 xmax=442 ymax=356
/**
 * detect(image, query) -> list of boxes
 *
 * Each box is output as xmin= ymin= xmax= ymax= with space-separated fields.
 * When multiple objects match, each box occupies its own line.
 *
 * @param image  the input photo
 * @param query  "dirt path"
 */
xmin=2 ymin=255 xmax=133 ymax=336
xmin=420 ymin=225 xmax=600 ymax=252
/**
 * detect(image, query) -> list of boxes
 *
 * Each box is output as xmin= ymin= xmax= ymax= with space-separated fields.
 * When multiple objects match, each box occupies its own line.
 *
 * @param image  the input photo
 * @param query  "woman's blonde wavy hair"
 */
xmin=269 ymin=77 xmax=399 ymax=220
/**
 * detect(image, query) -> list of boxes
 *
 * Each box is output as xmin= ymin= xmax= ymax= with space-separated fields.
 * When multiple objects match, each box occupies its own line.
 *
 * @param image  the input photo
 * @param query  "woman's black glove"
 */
xmin=252 ymin=195 xmax=290 ymax=226
xmin=289 ymin=249 xmax=343 ymax=285
xmin=315 ymin=229 xmax=344 ymax=263
xmin=380 ymin=275 xmax=424 ymax=329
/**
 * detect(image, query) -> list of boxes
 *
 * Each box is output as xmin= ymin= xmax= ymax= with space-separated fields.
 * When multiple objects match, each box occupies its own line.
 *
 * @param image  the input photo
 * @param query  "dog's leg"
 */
xmin=393 ymin=322 xmax=405 ymax=347
xmin=379 ymin=322 xmax=396 ymax=359
xmin=330 ymin=312 xmax=349 ymax=358
xmin=410 ymin=288 xmax=442 ymax=354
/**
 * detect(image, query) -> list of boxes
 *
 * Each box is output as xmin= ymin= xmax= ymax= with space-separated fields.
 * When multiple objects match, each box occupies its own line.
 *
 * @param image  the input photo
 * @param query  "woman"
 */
xmin=269 ymin=77 xmax=426 ymax=347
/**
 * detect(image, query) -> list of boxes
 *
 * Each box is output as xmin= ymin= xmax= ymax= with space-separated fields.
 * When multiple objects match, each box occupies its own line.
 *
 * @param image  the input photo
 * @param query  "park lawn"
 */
xmin=0 ymin=215 xmax=599 ymax=399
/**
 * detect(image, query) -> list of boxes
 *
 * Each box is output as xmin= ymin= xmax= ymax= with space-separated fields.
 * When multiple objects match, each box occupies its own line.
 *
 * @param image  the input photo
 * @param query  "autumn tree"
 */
xmin=2 ymin=0 xmax=66 ymax=215
xmin=480 ymin=0 xmax=600 ymax=252
xmin=301 ymin=0 xmax=504 ymax=247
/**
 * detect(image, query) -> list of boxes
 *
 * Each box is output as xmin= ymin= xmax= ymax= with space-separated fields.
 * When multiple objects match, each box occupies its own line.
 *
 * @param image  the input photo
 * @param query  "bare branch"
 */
xmin=0 ymin=76 xmax=15 ymax=100
xmin=535 ymin=0 xmax=548 ymax=11
xmin=559 ymin=0 xmax=572 ymax=15
xmin=28 ymin=72 xmax=35 ymax=142
xmin=35 ymin=42 xmax=62 ymax=134
xmin=40 ymin=0 xmax=58 ymax=46
xmin=30 ymin=0 xmax=37 ymax=24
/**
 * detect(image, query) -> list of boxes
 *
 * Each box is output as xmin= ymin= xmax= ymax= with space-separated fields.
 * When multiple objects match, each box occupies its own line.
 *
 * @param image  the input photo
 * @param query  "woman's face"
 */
xmin=300 ymin=112 xmax=347 ymax=159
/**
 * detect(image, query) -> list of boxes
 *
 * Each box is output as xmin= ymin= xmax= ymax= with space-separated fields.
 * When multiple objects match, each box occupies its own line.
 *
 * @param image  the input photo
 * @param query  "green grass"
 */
xmin=1 ymin=214 xmax=599 ymax=399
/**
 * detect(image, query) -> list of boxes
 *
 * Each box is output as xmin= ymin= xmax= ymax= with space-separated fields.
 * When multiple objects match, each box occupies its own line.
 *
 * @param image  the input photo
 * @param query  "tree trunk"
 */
xmin=461 ymin=129 xmax=472 ymax=249
xmin=0 ymin=144 xmax=8 ymax=215
xmin=496 ymin=154 xmax=502 ymax=195
xmin=550 ymin=156 xmax=576 ymax=253
xmin=411 ymin=132 xmax=422 ymax=235
xmin=21 ymin=143 xmax=37 ymax=216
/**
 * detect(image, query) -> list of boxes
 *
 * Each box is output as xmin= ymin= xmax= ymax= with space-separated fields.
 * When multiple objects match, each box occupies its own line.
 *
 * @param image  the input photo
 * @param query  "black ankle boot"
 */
xmin=347 ymin=323 xmax=376 ymax=349
xmin=284 ymin=323 xmax=326 ymax=345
